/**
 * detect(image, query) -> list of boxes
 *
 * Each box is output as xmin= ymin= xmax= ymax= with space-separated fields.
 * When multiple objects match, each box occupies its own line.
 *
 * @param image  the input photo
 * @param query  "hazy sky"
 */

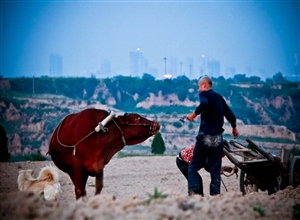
xmin=1 ymin=0 xmax=299 ymax=79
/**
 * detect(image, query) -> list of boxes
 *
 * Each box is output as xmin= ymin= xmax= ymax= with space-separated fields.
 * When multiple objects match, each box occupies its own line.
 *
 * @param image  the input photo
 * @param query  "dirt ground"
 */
xmin=0 ymin=156 xmax=300 ymax=219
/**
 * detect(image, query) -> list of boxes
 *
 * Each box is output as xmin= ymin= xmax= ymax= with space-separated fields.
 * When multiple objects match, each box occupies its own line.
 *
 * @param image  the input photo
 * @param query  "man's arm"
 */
xmin=223 ymin=99 xmax=237 ymax=128
xmin=187 ymin=112 xmax=197 ymax=121
xmin=222 ymin=99 xmax=239 ymax=139
xmin=232 ymin=127 xmax=239 ymax=139
xmin=187 ymin=92 xmax=208 ymax=121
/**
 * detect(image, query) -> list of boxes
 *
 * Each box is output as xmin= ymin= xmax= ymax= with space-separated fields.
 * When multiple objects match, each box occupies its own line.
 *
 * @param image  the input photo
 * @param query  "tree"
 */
xmin=151 ymin=132 xmax=165 ymax=154
xmin=0 ymin=125 xmax=10 ymax=162
xmin=273 ymin=72 xmax=286 ymax=82
xmin=249 ymin=76 xmax=261 ymax=83
xmin=177 ymin=86 xmax=187 ymax=102
xmin=216 ymin=76 xmax=227 ymax=83
xmin=142 ymin=73 xmax=155 ymax=81
xmin=233 ymin=74 xmax=247 ymax=83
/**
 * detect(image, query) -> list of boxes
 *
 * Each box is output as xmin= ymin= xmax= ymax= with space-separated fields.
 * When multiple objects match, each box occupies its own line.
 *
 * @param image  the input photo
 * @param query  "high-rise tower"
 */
xmin=49 ymin=53 xmax=63 ymax=76
xmin=130 ymin=49 xmax=148 ymax=77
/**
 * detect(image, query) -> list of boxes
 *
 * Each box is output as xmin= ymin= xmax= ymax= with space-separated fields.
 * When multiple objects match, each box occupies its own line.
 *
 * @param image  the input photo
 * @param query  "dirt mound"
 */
xmin=0 ymin=157 xmax=299 ymax=219
xmin=1 ymin=187 xmax=299 ymax=219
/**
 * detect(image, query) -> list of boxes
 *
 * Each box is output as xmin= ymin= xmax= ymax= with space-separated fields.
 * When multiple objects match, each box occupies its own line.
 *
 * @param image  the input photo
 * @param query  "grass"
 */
xmin=144 ymin=188 xmax=168 ymax=205
xmin=253 ymin=206 xmax=265 ymax=216
xmin=117 ymin=152 xmax=148 ymax=158
xmin=117 ymin=151 xmax=170 ymax=158
xmin=293 ymin=203 xmax=300 ymax=220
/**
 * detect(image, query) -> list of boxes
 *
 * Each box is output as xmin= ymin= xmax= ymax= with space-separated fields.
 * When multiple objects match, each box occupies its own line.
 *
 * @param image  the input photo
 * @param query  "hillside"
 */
xmin=0 ymin=75 xmax=300 ymax=158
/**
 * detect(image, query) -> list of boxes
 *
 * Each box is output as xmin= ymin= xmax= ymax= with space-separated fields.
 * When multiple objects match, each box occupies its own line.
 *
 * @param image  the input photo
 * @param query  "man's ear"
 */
xmin=117 ymin=115 xmax=129 ymax=125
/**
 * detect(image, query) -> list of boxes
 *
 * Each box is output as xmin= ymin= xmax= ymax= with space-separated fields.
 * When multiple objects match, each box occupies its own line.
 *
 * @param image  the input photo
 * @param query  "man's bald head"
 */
xmin=199 ymin=76 xmax=212 ymax=87
xmin=198 ymin=76 xmax=212 ymax=92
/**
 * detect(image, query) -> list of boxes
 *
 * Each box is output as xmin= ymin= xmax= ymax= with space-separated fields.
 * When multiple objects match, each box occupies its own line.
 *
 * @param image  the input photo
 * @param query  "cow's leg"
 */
xmin=72 ymin=159 xmax=89 ymax=199
xmin=73 ymin=170 xmax=88 ymax=199
xmin=95 ymin=169 xmax=104 ymax=195
xmin=67 ymin=172 xmax=84 ymax=199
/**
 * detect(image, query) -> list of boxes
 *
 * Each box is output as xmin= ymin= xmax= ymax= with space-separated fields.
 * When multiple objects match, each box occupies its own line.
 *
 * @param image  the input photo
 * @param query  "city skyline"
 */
xmin=44 ymin=48 xmax=295 ymax=80
xmin=1 ymin=1 xmax=299 ymax=80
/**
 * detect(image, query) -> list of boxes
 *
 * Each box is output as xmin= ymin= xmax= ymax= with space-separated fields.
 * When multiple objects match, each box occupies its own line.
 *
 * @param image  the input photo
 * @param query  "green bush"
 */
xmin=151 ymin=132 xmax=166 ymax=154
xmin=290 ymin=147 xmax=300 ymax=156
xmin=173 ymin=121 xmax=182 ymax=128
xmin=24 ymin=150 xmax=47 ymax=161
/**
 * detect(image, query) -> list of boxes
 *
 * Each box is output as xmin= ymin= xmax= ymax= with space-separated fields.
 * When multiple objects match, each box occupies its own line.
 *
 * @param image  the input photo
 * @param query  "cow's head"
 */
xmin=116 ymin=113 xmax=160 ymax=145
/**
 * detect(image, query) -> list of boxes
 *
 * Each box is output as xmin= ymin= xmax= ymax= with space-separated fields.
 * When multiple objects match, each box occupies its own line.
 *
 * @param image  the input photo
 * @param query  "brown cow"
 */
xmin=48 ymin=108 xmax=160 ymax=199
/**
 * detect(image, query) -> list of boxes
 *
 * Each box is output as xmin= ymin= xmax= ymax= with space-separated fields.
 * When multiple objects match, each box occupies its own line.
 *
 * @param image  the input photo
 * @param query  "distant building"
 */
xmin=207 ymin=59 xmax=220 ymax=78
xmin=287 ymin=50 xmax=300 ymax=81
xmin=245 ymin=66 xmax=252 ymax=76
xmin=200 ymin=54 xmax=207 ymax=76
xmin=295 ymin=51 xmax=299 ymax=76
xmin=169 ymin=57 xmax=178 ymax=77
xmin=187 ymin=57 xmax=193 ymax=79
xmin=100 ymin=59 xmax=111 ymax=77
xmin=49 ymin=53 xmax=63 ymax=76
xmin=226 ymin=66 xmax=236 ymax=78
xmin=259 ymin=68 xmax=266 ymax=79
xmin=130 ymin=49 xmax=148 ymax=77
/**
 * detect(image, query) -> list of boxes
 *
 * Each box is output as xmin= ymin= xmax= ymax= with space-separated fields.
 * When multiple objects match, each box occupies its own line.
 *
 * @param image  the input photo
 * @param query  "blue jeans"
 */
xmin=188 ymin=134 xmax=223 ymax=196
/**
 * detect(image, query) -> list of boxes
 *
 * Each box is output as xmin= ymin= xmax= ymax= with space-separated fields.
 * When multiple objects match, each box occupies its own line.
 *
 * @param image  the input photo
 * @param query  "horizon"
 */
xmin=1 ymin=72 xmax=298 ymax=83
xmin=1 ymin=1 xmax=299 ymax=80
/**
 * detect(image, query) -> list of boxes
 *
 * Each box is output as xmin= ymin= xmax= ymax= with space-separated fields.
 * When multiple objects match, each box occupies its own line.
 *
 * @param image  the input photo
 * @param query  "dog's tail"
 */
xmin=44 ymin=183 xmax=62 ymax=201
xmin=37 ymin=165 xmax=60 ymax=183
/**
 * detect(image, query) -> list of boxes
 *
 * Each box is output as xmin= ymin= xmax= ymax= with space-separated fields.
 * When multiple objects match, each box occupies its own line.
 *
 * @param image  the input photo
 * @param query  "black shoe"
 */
xmin=188 ymin=191 xmax=195 ymax=196
xmin=188 ymin=191 xmax=203 ymax=196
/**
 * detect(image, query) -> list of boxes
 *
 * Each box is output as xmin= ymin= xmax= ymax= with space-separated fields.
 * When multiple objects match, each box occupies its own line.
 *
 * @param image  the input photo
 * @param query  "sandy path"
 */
xmin=0 ymin=156 xmax=239 ymax=201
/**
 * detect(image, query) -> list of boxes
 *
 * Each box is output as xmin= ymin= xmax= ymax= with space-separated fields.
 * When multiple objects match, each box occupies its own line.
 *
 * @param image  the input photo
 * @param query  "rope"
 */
xmin=55 ymin=113 xmax=157 ymax=154
xmin=113 ymin=119 xmax=126 ymax=145
xmin=222 ymin=166 xmax=239 ymax=177
xmin=127 ymin=122 xmax=159 ymax=135
xmin=56 ymin=115 xmax=96 ymax=155
xmin=221 ymin=177 xmax=228 ymax=192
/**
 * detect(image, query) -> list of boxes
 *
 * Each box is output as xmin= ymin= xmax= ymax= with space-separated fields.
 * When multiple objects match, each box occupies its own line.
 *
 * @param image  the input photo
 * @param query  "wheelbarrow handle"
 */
xmin=246 ymin=137 xmax=275 ymax=163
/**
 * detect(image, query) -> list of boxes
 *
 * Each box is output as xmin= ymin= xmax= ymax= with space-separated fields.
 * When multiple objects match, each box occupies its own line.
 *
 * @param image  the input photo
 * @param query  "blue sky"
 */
xmin=1 ymin=0 xmax=299 ymax=79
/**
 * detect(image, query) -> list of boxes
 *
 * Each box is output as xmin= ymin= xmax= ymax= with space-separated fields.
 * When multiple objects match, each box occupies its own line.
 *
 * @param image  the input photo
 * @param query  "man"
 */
xmin=186 ymin=76 xmax=238 ymax=196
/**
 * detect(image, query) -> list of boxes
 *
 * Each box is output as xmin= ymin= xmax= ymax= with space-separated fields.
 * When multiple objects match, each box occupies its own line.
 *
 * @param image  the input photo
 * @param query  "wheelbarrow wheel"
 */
xmin=240 ymin=170 xmax=258 ymax=195
xmin=289 ymin=156 xmax=300 ymax=188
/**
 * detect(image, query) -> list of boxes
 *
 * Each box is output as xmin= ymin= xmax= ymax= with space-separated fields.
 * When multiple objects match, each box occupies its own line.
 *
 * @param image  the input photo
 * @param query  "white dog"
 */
xmin=17 ymin=165 xmax=62 ymax=201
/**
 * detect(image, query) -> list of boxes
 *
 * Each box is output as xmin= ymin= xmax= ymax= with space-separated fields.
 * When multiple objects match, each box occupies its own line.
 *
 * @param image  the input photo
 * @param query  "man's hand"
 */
xmin=232 ymin=127 xmax=239 ymax=139
xmin=186 ymin=112 xmax=197 ymax=121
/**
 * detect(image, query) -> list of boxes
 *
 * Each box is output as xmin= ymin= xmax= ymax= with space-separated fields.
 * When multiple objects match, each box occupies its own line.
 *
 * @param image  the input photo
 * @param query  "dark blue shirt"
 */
xmin=194 ymin=89 xmax=236 ymax=135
